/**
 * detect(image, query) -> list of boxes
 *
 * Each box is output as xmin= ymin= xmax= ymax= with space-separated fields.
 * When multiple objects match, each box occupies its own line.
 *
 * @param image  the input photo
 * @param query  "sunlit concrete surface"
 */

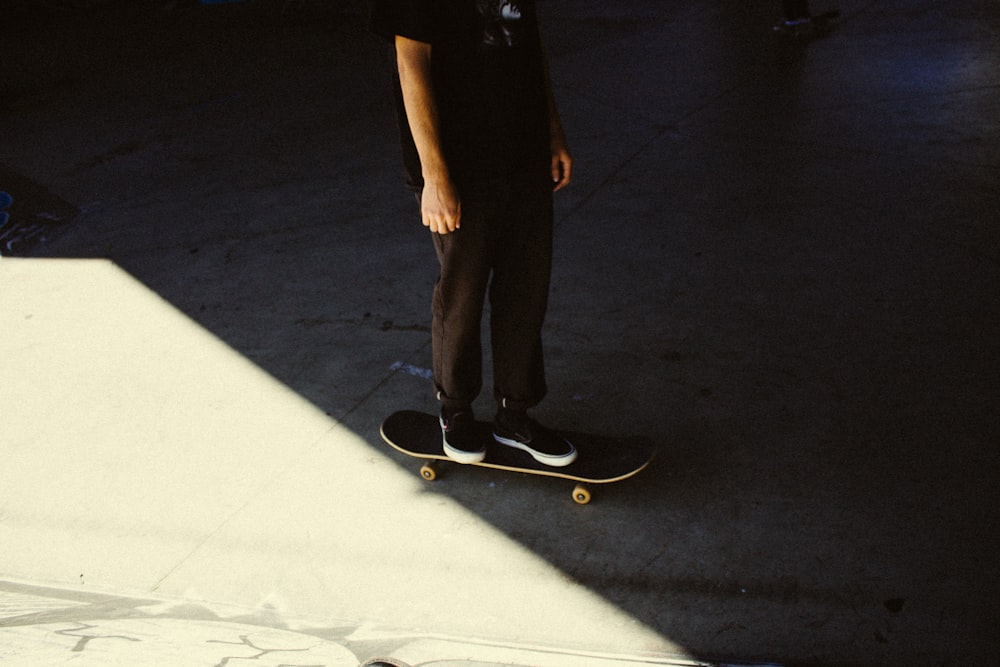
xmin=0 ymin=258 xmax=692 ymax=664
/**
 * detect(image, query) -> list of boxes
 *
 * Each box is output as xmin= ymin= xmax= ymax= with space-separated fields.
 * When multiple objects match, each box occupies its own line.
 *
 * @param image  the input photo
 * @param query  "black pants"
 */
xmin=423 ymin=167 xmax=553 ymax=415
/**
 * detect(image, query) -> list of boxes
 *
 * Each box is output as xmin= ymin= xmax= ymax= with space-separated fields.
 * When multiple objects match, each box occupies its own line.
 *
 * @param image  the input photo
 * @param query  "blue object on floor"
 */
xmin=0 ymin=191 xmax=11 ymax=229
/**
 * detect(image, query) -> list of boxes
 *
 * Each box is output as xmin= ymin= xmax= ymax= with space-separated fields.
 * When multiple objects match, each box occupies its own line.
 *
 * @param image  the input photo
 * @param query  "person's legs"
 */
xmin=430 ymin=172 xmax=550 ymax=414
xmin=425 ymin=185 xmax=502 ymax=463
xmin=488 ymin=169 xmax=553 ymax=411
xmin=427 ymin=188 xmax=495 ymax=417
xmin=487 ymin=168 xmax=576 ymax=467
xmin=425 ymin=171 xmax=575 ymax=466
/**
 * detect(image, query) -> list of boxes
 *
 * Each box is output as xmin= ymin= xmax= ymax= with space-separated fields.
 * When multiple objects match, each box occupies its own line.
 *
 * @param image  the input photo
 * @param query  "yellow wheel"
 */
xmin=419 ymin=462 xmax=438 ymax=481
xmin=572 ymin=484 xmax=592 ymax=505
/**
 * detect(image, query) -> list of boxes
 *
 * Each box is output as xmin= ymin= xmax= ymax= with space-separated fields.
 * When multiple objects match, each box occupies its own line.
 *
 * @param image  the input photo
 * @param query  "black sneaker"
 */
xmin=440 ymin=409 xmax=486 ymax=464
xmin=493 ymin=410 xmax=577 ymax=467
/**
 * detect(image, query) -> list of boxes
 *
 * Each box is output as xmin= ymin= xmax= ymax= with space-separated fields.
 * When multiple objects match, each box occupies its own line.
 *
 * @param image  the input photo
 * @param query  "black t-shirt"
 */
xmin=370 ymin=0 xmax=550 ymax=191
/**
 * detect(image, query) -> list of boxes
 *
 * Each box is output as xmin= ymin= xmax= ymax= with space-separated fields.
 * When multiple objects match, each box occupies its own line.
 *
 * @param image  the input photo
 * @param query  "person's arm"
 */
xmin=541 ymin=48 xmax=573 ymax=191
xmin=395 ymin=34 xmax=461 ymax=234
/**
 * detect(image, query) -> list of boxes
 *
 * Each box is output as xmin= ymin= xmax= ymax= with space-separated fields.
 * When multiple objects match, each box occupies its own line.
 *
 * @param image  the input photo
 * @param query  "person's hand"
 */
xmin=422 ymin=178 xmax=461 ymax=234
xmin=550 ymin=137 xmax=573 ymax=191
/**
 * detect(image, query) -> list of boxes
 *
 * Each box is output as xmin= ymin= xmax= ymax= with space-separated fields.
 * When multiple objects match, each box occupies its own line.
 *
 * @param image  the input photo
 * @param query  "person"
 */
xmin=370 ymin=0 xmax=577 ymax=467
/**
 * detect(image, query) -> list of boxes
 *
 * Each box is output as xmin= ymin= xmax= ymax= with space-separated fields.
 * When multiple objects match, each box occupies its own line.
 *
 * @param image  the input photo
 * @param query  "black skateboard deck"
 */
xmin=380 ymin=410 xmax=655 ymax=504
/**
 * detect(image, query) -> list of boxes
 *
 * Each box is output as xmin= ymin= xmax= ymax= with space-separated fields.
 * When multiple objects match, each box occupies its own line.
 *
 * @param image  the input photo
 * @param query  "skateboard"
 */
xmin=380 ymin=410 xmax=655 ymax=505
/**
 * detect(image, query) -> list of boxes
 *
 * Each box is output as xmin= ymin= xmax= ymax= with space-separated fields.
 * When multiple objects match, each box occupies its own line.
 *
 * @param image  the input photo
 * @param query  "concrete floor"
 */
xmin=1 ymin=1 xmax=998 ymax=665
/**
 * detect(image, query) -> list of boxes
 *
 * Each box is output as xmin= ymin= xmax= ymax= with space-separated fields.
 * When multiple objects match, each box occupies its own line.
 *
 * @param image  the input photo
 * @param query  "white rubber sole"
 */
xmin=440 ymin=418 xmax=486 ymax=464
xmin=493 ymin=433 xmax=578 ymax=467
xmin=442 ymin=439 xmax=487 ymax=464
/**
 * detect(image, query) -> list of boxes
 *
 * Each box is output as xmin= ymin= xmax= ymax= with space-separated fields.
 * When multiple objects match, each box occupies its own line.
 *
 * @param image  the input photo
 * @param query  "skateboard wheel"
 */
xmin=419 ymin=462 xmax=438 ymax=481
xmin=572 ymin=484 xmax=592 ymax=505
